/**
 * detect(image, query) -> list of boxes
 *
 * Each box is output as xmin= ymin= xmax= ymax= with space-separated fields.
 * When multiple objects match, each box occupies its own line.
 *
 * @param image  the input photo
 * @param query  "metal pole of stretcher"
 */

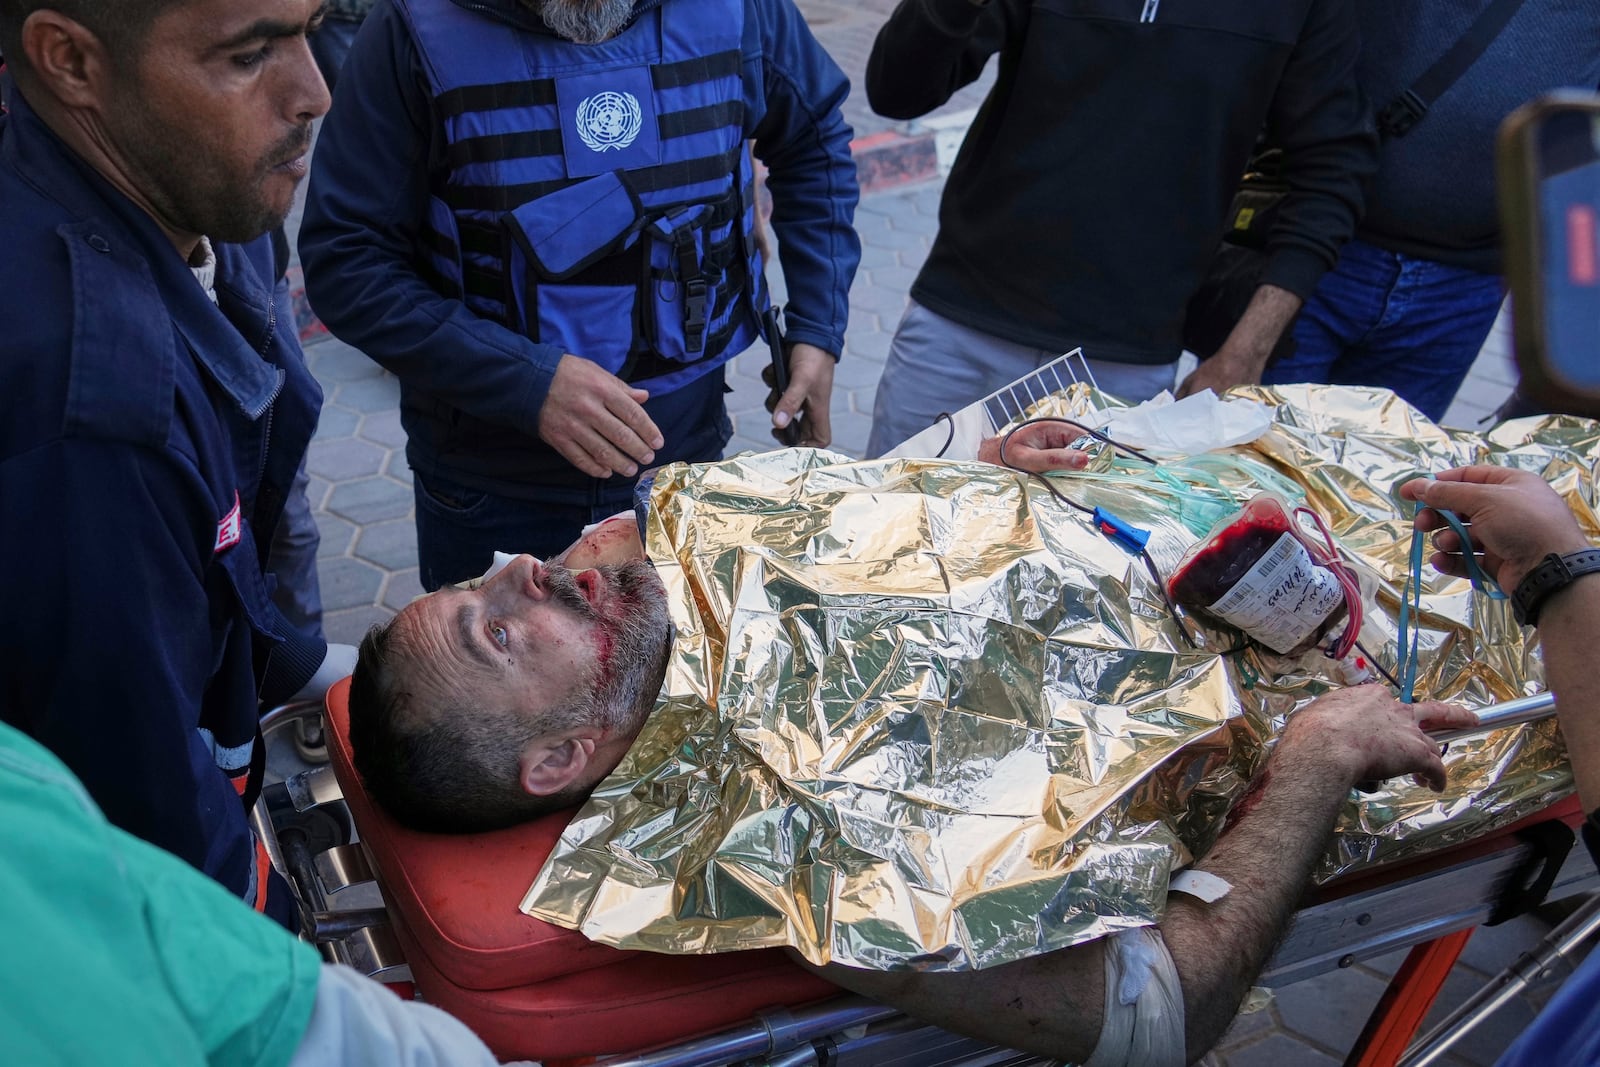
xmin=1376 ymin=690 xmax=1584 ymax=1067
xmin=1425 ymin=692 xmax=1557 ymax=743
xmin=1345 ymin=692 xmax=1562 ymax=1067
xmin=1399 ymin=892 xmax=1600 ymax=1067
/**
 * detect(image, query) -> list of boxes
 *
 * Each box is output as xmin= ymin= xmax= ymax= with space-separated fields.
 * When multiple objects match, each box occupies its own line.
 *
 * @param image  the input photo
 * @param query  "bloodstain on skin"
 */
xmin=1224 ymin=767 xmax=1272 ymax=831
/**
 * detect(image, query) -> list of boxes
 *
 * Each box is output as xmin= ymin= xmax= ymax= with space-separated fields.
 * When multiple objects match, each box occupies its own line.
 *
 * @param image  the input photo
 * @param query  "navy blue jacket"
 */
xmin=1352 ymin=1 xmax=1600 ymax=274
xmin=0 ymin=90 xmax=323 ymax=926
xmin=299 ymin=0 xmax=860 ymax=496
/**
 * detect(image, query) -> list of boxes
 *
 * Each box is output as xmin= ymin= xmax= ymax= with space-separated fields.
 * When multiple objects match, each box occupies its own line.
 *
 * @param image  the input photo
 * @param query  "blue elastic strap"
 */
xmin=1395 ymin=478 xmax=1507 ymax=702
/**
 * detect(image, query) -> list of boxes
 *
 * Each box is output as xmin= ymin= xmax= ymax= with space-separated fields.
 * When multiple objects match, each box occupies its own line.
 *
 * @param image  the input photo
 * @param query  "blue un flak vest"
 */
xmin=395 ymin=0 xmax=769 ymax=396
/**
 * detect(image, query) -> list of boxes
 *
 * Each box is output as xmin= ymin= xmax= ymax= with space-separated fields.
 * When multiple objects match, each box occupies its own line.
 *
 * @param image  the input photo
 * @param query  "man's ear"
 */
xmin=518 ymin=732 xmax=601 ymax=798
xmin=20 ymin=11 xmax=115 ymax=109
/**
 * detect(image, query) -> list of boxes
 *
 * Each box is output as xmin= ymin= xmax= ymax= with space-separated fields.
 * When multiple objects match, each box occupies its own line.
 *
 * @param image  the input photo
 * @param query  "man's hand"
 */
xmin=768 ymin=342 xmax=834 ymax=448
xmin=1280 ymin=685 xmax=1477 ymax=792
xmin=1174 ymin=346 xmax=1265 ymax=400
xmin=539 ymin=355 xmax=665 ymax=479
xmin=1400 ymin=467 xmax=1590 ymax=592
xmin=1176 ymin=283 xmax=1302 ymax=399
xmin=976 ymin=421 xmax=1091 ymax=473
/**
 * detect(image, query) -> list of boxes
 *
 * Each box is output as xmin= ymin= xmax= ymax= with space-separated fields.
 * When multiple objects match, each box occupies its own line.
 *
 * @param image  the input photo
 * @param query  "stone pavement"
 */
xmin=284 ymin=4 xmax=1567 ymax=1063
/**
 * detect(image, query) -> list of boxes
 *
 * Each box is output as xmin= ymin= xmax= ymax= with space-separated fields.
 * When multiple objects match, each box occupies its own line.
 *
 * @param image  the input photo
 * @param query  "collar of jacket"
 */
xmin=2 ymin=88 xmax=284 ymax=421
xmin=449 ymin=0 xmax=665 ymax=38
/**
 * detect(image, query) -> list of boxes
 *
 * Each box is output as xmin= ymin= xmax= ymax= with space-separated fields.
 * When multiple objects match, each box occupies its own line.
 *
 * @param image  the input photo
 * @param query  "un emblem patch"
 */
xmin=575 ymin=91 xmax=644 ymax=153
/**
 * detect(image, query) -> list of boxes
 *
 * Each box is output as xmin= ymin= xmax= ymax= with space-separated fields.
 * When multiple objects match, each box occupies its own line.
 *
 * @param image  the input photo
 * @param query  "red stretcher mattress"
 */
xmin=323 ymin=678 xmax=839 ymax=1062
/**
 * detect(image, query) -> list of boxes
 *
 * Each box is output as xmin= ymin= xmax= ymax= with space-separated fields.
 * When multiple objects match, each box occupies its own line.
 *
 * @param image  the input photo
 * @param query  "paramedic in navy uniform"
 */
xmin=300 ymin=0 xmax=862 ymax=588
xmin=0 ymin=0 xmax=342 ymax=927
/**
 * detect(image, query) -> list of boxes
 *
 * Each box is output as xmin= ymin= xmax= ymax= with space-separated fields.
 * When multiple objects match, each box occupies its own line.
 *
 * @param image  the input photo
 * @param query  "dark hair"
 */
xmin=347 ymin=619 xmax=584 ymax=834
xmin=0 ymin=1 xmax=177 ymax=77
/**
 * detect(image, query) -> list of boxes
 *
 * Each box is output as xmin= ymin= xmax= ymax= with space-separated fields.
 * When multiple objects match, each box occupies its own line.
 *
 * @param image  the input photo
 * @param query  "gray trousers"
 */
xmin=866 ymin=301 xmax=1180 ymax=458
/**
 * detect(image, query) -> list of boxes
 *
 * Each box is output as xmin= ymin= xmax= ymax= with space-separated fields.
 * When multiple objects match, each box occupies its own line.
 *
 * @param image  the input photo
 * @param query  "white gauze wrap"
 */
xmin=1082 ymin=927 xmax=1187 ymax=1067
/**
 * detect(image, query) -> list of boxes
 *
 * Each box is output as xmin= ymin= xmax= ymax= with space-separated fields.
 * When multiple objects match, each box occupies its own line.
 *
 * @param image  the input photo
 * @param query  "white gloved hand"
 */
xmin=291 ymin=642 xmax=359 ymax=703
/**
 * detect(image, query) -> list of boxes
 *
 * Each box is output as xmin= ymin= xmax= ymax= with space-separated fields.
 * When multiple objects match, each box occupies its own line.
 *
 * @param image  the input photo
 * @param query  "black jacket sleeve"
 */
xmin=865 ymin=0 xmax=1026 ymax=121
xmin=1258 ymin=0 xmax=1379 ymax=300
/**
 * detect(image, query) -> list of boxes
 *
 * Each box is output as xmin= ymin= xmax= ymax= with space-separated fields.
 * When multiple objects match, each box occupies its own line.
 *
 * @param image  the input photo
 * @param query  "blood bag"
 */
xmin=1167 ymin=494 xmax=1353 ymax=656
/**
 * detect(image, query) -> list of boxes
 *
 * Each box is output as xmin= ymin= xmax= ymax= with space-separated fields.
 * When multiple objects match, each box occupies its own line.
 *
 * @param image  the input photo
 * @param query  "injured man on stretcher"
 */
xmin=345 ymin=425 xmax=1481 ymax=1067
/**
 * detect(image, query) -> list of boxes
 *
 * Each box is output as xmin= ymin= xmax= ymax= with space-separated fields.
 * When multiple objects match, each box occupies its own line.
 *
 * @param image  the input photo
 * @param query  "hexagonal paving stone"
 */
xmin=829 ymin=419 xmax=868 ymax=460
xmin=1416 ymin=969 xmax=1541 ymax=1067
xmin=333 ymin=374 xmax=402 ymax=414
xmin=314 ymin=512 xmax=356 ymax=559
xmin=308 ymin=340 xmax=384 ymax=382
xmin=724 ymin=433 xmax=771 ymax=458
xmin=724 ymin=371 xmax=774 ymax=419
xmin=1272 ymin=965 xmax=1388 ymax=1056
xmin=909 ymin=186 xmax=942 ymax=217
xmin=862 ymin=225 xmax=930 ymax=254
xmin=1217 ymin=1032 xmax=1339 ymax=1067
xmin=316 ymin=555 xmax=385 ymax=613
xmin=832 ymin=352 xmax=887 ymax=390
xmin=384 ymin=451 xmax=414 ymax=486
xmin=354 ymin=519 xmax=419 ymax=573
xmin=1209 ymin=1004 xmax=1277 ymax=1055
xmin=861 ymin=263 xmax=919 ymax=296
xmin=359 ymin=408 xmax=408 ymax=449
xmin=323 ymin=604 xmax=396 ymax=646
xmin=382 ymin=568 xmax=426 ymax=612
xmin=846 ymin=385 xmax=877 ymax=417
xmin=305 ymin=474 xmax=332 ymax=511
xmin=307 ymin=436 xmax=386 ymax=482
xmin=883 ymin=206 xmax=938 ymax=237
xmin=849 ymin=280 xmax=912 ymax=318
xmin=327 ymin=476 xmax=413 ymax=525
xmin=842 ymin=327 xmax=892 ymax=364
xmin=314 ymin=404 xmax=360 ymax=440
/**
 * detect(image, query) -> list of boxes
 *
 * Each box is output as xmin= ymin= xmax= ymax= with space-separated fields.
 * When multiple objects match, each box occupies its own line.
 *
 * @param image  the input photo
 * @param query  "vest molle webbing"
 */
xmin=396 ymin=0 xmax=770 ymax=397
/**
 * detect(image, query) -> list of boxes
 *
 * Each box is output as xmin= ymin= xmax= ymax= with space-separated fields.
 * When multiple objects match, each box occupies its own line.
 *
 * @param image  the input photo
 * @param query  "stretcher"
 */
xmin=256 ymin=684 xmax=1595 ymax=1067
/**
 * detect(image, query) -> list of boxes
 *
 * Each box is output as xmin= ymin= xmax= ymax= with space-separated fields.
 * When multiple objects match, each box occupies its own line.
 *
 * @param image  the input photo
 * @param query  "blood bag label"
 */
xmin=1206 ymin=532 xmax=1344 ymax=653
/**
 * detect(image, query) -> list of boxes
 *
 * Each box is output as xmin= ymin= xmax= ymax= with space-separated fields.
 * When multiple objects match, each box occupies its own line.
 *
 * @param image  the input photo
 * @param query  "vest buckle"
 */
xmin=673 ymin=231 xmax=707 ymax=354
xmin=683 ymin=279 xmax=708 ymax=354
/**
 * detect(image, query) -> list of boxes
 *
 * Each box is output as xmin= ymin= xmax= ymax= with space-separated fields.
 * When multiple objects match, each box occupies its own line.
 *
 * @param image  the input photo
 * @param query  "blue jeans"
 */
xmin=412 ymin=470 xmax=650 ymax=591
xmin=1264 ymin=238 xmax=1504 ymax=422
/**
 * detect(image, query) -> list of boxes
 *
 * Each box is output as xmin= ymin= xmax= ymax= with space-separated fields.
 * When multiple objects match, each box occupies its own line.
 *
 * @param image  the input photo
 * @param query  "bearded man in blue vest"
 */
xmin=300 ymin=0 xmax=862 ymax=590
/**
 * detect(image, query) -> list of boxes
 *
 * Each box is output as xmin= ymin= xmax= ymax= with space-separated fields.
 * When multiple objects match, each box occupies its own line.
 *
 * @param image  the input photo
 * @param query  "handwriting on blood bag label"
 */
xmin=1207 ymin=532 xmax=1344 ymax=653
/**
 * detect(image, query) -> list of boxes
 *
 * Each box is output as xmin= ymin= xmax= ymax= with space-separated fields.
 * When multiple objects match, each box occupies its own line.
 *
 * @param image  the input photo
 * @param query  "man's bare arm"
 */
xmin=1176 ymin=284 xmax=1303 ymax=399
xmin=809 ymin=688 xmax=1473 ymax=1064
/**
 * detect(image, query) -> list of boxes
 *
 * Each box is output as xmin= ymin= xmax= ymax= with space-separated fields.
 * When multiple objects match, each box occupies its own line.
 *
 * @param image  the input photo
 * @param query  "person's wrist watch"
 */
xmin=1510 ymin=548 xmax=1600 ymax=627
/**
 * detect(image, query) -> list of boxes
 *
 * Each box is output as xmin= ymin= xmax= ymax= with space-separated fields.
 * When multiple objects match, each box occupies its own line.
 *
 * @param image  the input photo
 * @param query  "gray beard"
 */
xmin=535 ymin=0 xmax=638 ymax=43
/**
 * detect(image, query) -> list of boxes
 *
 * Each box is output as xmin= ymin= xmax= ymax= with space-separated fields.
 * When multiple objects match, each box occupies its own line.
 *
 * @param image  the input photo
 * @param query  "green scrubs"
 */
xmin=0 ymin=723 xmax=319 ymax=1065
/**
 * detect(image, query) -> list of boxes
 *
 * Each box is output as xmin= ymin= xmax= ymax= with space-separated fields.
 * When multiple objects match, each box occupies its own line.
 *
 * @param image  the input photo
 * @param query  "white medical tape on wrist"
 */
xmin=1082 ymin=927 xmax=1187 ymax=1067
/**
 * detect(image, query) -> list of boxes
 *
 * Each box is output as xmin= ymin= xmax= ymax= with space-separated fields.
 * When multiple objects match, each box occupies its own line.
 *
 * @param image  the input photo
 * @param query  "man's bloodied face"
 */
xmin=100 ymin=0 xmax=329 ymax=243
xmin=390 ymin=554 xmax=673 ymax=741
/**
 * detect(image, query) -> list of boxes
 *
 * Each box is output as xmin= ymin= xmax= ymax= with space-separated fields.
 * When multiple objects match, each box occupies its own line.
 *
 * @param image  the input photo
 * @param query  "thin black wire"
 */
xmin=932 ymin=412 xmax=957 ymax=458
xmin=1352 ymin=637 xmax=1402 ymax=688
xmin=993 ymin=422 xmax=1199 ymax=649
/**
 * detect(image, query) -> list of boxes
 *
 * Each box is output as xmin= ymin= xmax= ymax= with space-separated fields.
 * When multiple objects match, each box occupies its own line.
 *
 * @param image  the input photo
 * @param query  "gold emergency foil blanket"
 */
xmin=522 ymin=385 xmax=1599 ymax=970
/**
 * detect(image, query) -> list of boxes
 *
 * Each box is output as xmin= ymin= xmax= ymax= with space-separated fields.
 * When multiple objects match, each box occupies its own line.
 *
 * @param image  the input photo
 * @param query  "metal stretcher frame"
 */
xmin=256 ymin=694 xmax=1594 ymax=1067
